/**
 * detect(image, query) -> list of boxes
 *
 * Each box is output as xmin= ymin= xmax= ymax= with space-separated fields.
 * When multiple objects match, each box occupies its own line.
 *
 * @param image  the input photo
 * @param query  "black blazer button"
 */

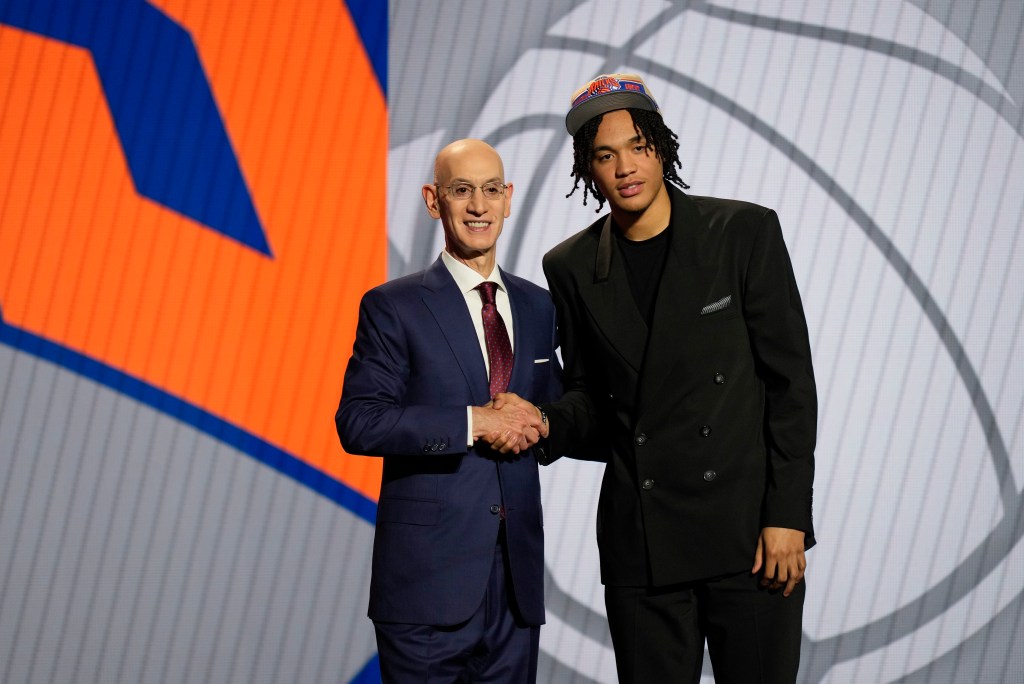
xmin=641 ymin=479 xmax=654 ymax=490
xmin=489 ymin=504 xmax=501 ymax=515
xmin=700 ymin=425 xmax=712 ymax=438
xmin=714 ymin=372 xmax=726 ymax=385
xmin=635 ymin=433 xmax=648 ymax=446
xmin=703 ymin=470 xmax=717 ymax=482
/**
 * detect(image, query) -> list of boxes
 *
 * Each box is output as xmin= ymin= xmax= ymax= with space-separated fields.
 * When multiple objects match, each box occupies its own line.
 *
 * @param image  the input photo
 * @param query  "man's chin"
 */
xmin=608 ymin=198 xmax=648 ymax=215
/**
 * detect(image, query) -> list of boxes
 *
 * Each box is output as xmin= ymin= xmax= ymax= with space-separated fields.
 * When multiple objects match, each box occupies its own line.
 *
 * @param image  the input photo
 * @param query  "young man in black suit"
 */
xmin=497 ymin=74 xmax=817 ymax=683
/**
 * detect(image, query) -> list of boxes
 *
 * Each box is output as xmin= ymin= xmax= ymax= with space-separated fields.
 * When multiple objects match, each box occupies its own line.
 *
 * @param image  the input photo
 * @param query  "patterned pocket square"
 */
xmin=700 ymin=295 xmax=732 ymax=315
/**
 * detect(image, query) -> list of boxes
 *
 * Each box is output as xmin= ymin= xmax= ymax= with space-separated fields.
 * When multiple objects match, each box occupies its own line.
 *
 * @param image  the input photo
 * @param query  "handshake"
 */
xmin=472 ymin=392 xmax=548 ymax=454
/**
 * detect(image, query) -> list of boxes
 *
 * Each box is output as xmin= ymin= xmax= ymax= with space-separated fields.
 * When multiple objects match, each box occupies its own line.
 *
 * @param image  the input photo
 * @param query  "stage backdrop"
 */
xmin=3 ymin=1 xmax=1023 ymax=682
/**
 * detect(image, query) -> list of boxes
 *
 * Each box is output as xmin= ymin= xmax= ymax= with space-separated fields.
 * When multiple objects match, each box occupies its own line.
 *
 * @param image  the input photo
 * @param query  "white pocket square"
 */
xmin=700 ymin=295 xmax=732 ymax=315
xmin=534 ymin=358 xmax=550 ymax=363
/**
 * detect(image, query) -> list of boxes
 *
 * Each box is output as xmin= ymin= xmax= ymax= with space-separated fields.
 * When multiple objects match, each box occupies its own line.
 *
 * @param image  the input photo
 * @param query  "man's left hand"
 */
xmin=751 ymin=526 xmax=806 ymax=597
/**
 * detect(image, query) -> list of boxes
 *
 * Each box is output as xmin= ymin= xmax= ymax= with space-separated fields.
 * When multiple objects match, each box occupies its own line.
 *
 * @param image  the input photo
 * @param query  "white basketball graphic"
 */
xmin=389 ymin=1 xmax=1024 ymax=681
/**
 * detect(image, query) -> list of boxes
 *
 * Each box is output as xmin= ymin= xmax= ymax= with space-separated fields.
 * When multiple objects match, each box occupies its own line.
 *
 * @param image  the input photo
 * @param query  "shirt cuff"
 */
xmin=466 ymin=406 xmax=474 ymax=447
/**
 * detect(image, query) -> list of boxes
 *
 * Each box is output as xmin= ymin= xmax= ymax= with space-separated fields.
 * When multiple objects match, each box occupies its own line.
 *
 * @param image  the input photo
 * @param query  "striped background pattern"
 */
xmin=3 ymin=1 xmax=1023 ymax=682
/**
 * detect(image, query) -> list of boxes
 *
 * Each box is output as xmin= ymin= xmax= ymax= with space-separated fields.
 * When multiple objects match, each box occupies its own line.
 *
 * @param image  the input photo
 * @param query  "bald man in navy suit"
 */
xmin=337 ymin=139 xmax=560 ymax=682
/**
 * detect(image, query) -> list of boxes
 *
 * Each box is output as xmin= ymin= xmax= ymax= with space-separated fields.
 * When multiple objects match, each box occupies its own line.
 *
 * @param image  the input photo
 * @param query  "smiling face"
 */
xmin=422 ymin=139 xmax=513 ymax=276
xmin=589 ymin=109 xmax=670 ymax=236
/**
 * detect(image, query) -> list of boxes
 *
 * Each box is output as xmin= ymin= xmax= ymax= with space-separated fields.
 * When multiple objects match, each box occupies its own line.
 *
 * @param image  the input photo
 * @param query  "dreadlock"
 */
xmin=566 ymin=108 xmax=689 ymax=212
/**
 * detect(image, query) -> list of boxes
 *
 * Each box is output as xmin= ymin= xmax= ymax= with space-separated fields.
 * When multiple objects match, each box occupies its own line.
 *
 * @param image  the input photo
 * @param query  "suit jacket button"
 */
xmin=635 ymin=433 xmax=648 ymax=446
xmin=714 ymin=372 xmax=726 ymax=385
xmin=700 ymin=425 xmax=712 ymax=438
xmin=641 ymin=479 xmax=654 ymax=490
xmin=422 ymin=445 xmax=431 ymax=452
xmin=489 ymin=504 xmax=501 ymax=515
xmin=703 ymin=470 xmax=717 ymax=482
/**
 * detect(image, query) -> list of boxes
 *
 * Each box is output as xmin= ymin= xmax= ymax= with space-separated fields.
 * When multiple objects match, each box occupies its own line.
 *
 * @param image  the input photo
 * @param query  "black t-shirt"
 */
xmin=614 ymin=225 xmax=670 ymax=327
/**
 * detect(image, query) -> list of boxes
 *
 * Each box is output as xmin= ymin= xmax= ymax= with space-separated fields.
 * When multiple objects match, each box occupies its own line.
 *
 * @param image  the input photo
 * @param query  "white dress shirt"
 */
xmin=440 ymin=250 xmax=515 ymax=446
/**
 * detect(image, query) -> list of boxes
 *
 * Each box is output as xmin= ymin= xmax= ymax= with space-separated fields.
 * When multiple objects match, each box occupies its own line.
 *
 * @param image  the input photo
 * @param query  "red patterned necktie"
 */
xmin=475 ymin=282 xmax=513 ymax=397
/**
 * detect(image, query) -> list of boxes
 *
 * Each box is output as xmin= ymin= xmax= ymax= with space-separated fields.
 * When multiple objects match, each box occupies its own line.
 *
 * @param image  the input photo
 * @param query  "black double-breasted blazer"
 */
xmin=540 ymin=186 xmax=816 ymax=587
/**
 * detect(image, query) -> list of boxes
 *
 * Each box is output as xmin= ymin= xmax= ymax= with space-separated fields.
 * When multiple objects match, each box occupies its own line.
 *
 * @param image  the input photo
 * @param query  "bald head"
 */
xmin=422 ymin=138 xmax=514 ymax=276
xmin=433 ymin=139 xmax=505 ymax=186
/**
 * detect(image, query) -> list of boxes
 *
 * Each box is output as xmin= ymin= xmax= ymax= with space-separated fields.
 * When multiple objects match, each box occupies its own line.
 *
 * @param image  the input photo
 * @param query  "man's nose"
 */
xmin=616 ymin=156 xmax=636 ymax=177
xmin=467 ymin=187 xmax=487 ymax=212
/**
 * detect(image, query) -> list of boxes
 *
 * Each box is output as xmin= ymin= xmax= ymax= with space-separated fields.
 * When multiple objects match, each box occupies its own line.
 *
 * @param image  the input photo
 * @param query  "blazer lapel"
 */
xmin=420 ymin=258 xmax=491 ymax=406
xmin=577 ymin=215 xmax=648 ymax=374
xmin=502 ymin=271 xmax=531 ymax=396
xmin=636 ymin=189 xmax=717 ymax=415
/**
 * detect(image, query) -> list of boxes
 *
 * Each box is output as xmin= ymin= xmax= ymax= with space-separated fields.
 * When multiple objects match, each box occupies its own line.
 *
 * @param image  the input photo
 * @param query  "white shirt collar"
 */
xmin=440 ymin=250 xmax=507 ymax=295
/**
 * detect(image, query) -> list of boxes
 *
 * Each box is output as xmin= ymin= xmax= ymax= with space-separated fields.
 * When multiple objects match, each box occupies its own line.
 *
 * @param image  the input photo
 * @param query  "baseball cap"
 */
xmin=565 ymin=73 xmax=660 ymax=136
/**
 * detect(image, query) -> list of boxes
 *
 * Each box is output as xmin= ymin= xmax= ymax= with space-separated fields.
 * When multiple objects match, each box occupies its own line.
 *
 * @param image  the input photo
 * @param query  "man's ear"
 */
xmin=422 ymin=184 xmax=442 ymax=218
xmin=502 ymin=181 xmax=514 ymax=219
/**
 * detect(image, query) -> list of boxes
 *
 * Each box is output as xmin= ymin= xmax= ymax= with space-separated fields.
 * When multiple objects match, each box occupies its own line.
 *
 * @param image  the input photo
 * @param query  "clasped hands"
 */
xmin=472 ymin=392 xmax=547 ymax=454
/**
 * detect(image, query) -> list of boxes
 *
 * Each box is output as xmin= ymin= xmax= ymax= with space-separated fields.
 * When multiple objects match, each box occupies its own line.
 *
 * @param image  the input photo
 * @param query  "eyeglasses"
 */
xmin=436 ymin=182 xmax=508 ymax=201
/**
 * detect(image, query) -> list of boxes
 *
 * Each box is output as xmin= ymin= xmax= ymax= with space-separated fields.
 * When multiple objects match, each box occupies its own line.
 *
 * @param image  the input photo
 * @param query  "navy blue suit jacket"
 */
xmin=336 ymin=256 xmax=562 ymax=626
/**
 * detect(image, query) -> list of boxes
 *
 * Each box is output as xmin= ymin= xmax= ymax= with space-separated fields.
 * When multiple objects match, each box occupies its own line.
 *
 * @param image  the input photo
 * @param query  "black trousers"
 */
xmin=605 ymin=570 xmax=805 ymax=684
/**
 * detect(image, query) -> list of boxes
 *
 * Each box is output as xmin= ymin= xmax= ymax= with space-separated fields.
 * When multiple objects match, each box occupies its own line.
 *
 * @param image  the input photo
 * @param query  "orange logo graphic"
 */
xmin=0 ymin=0 xmax=387 ymax=501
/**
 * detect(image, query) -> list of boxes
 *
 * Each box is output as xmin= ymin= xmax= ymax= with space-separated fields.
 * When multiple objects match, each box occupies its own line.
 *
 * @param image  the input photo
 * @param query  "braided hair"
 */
xmin=566 ymin=108 xmax=689 ymax=211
